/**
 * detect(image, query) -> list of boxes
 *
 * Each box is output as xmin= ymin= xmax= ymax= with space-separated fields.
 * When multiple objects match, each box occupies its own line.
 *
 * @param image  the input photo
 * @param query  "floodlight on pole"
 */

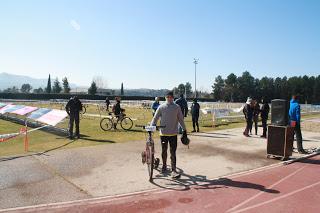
xmin=193 ymin=58 xmax=199 ymax=98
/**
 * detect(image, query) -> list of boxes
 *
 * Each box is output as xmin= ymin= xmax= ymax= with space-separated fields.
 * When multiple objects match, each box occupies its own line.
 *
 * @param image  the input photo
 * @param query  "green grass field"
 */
xmin=1 ymin=102 xmax=319 ymax=157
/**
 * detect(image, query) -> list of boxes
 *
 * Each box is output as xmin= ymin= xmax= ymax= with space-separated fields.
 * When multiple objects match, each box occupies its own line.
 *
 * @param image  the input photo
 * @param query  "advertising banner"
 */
xmin=28 ymin=108 xmax=52 ymax=120
xmin=36 ymin=109 xmax=68 ymax=126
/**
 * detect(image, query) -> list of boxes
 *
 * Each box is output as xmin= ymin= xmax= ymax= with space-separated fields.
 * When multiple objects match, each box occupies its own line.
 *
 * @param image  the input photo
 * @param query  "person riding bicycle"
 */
xmin=151 ymin=91 xmax=187 ymax=179
xmin=112 ymin=97 xmax=125 ymax=129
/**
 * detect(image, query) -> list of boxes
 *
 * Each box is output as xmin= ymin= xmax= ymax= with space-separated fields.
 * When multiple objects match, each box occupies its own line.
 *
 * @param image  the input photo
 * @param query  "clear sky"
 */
xmin=0 ymin=0 xmax=319 ymax=91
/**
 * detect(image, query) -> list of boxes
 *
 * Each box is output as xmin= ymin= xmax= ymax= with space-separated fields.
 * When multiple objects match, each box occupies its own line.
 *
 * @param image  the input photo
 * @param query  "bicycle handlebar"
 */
xmin=135 ymin=125 xmax=166 ymax=129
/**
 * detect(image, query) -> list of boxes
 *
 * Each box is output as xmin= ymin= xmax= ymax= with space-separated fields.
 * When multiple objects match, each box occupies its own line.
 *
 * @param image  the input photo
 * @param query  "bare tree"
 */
xmin=93 ymin=75 xmax=108 ymax=89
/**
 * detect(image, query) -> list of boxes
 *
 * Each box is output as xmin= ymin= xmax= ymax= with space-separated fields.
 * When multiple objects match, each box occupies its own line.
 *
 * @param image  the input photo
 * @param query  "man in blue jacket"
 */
xmin=289 ymin=95 xmax=307 ymax=154
xmin=151 ymin=97 xmax=160 ymax=116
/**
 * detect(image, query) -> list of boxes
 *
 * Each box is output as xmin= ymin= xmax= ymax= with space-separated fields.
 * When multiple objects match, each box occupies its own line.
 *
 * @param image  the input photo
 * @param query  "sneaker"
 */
xmin=260 ymin=135 xmax=266 ymax=138
xmin=161 ymin=165 xmax=167 ymax=173
xmin=171 ymin=171 xmax=181 ymax=179
xmin=197 ymin=128 xmax=200 ymax=132
xmin=298 ymin=150 xmax=308 ymax=154
xmin=191 ymin=130 xmax=196 ymax=133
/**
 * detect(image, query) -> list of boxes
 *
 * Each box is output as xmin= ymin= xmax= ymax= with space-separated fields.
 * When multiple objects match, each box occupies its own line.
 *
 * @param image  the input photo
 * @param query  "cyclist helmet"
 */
xmin=181 ymin=133 xmax=190 ymax=146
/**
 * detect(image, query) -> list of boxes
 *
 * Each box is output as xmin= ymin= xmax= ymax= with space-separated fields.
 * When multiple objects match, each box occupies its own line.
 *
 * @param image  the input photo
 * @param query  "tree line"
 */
xmin=212 ymin=71 xmax=320 ymax=104
xmin=1 ymin=74 xmax=71 ymax=94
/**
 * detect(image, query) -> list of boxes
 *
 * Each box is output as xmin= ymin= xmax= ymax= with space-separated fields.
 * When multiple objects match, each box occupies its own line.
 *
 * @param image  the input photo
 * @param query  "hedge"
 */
xmin=0 ymin=93 xmax=216 ymax=102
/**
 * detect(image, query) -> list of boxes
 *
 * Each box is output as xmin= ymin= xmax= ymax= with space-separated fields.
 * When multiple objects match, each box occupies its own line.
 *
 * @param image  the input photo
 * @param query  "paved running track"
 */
xmin=2 ymin=154 xmax=320 ymax=213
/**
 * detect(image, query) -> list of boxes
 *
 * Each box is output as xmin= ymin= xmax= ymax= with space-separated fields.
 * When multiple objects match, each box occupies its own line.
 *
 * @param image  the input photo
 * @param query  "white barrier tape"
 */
xmin=27 ymin=125 xmax=50 ymax=133
xmin=0 ymin=125 xmax=50 ymax=142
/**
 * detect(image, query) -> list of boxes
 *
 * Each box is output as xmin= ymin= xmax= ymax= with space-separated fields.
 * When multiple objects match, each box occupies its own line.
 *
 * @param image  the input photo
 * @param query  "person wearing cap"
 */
xmin=260 ymin=98 xmax=270 ymax=138
xmin=243 ymin=97 xmax=253 ymax=137
xmin=151 ymin=97 xmax=160 ymax=116
xmin=191 ymin=99 xmax=200 ymax=132
xmin=289 ymin=94 xmax=307 ymax=154
xmin=151 ymin=91 xmax=187 ymax=179
xmin=66 ymin=96 xmax=83 ymax=139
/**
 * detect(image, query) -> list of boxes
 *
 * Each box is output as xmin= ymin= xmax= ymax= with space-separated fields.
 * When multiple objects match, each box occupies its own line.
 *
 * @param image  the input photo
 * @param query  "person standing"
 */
xmin=105 ymin=97 xmax=110 ymax=111
xmin=175 ymin=94 xmax=188 ymax=117
xmin=151 ymin=97 xmax=160 ymax=116
xmin=289 ymin=95 xmax=307 ymax=154
xmin=260 ymin=98 xmax=270 ymax=138
xmin=191 ymin=99 xmax=200 ymax=132
xmin=175 ymin=94 xmax=188 ymax=134
xmin=151 ymin=91 xmax=187 ymax=179
xmin=66 ymin=96 xmax=83 ymax=139
xmin=243 ymin=97 xmax=253 ymax=137
xmin=251 ymin=100 xmax=260 ymax=135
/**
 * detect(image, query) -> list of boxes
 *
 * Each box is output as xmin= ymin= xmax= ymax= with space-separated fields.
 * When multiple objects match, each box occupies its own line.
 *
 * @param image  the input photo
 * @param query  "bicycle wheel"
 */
xmin=146 ymin=143 xmax=154 ymax=181
xmin=120 ymin=117 xmax=133 ymax=130
xmin=82 ymin=105 xmax=87 ymax=115
xmin=100 ymin=118 xmax=113 ymax=131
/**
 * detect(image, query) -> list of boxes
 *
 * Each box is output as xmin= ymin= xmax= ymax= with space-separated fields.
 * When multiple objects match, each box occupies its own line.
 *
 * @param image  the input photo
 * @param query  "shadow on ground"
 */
xmin=0 ymin=135 xmax=116 ymax=162
xmin=151 ymin=166 xmax=280 ymax=194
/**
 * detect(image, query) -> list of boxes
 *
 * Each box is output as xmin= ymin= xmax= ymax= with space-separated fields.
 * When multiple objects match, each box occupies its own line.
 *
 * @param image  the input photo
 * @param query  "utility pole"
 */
xmin=193 ymin=58 xmax=199 ymax=98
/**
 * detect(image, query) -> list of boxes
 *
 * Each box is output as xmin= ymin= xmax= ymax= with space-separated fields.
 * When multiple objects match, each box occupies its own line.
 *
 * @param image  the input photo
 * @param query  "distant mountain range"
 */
xmin=0 ymin=72 xmax=170 ymax=97
xmin=0 ymin=72 xmax=77 ymax=90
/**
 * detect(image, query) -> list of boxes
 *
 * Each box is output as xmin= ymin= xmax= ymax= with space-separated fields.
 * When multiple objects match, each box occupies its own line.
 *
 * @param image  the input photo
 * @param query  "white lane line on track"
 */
xmin=227 ymin=165 xmax=307 ymax=212
xmin=231 ymin=180 xmax=320 ymax=213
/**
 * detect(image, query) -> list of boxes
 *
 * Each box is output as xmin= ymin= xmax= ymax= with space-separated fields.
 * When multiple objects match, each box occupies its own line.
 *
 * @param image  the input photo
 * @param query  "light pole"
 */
xmin=193 ymin=58 xmax=199 ymax=98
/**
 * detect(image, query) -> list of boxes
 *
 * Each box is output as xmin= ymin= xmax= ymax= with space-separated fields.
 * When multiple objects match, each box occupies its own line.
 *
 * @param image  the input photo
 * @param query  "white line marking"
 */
xmin=231 ymin=180 xmax=320 ymax=213
xmin=227 ymin=165 xmax=307 ymax=212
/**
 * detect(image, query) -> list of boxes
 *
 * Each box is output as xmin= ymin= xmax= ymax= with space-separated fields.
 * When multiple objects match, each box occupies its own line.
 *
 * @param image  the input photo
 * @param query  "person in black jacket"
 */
xmin=105 ymin=97 xmax=110 ymax=111
xmin=175 ymin=94 xmax=188 ymax=117
xmin=251 ymin=100 xmax=260 ymax=135
xmin=66 ymin=96 xmax=83 ymax=139
xmin=243 ymin=97 xmax=253 ymax=137
xmin=112 ymin=97 xmax=124 ymax=129
xmin=175 ymin=94 xmax=189 ymax=134
xmin=260 ymin=98 xmax=270 ymax=138
xmin=191 ymin=99 xmax=200 ymax=132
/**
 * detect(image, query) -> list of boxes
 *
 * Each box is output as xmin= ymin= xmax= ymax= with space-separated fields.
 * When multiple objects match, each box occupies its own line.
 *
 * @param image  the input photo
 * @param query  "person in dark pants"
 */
xmin=151 ymin=91 xmax=187 ymax=179
xmin=175 ymin=94 xmax=188 ymax=117
xmin=260 ymin=98 xmax=270 ymax=138
xmin=175 ymin=94 xmax=188 ymax=134
xmin=66 ymin=96 xmax=82 ymax=139
xmin=191 ymin=99 xmax=200 ymax=132
xmin=251 ymin=100 xmax=260 ymax=135
xmin=289 ymin=95 xmax=307 ymax=154
xmin=105 ymin=97 xmax=110 ymax=111
xmin=112 ymin=97 xmax=124 ymax=129
xmin=243 ymin=97 xmax=253 ymax=137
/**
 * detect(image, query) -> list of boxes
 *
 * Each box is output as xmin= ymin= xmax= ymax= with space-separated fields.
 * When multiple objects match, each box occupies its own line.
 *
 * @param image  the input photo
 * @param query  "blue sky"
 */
xmin=0 ymin=0 xmax=319 ymax=91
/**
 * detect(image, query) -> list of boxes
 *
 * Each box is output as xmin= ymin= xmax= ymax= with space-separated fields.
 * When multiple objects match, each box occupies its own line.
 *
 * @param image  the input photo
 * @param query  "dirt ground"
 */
xmin=301 ymin=118 xmax=320 ymax=132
